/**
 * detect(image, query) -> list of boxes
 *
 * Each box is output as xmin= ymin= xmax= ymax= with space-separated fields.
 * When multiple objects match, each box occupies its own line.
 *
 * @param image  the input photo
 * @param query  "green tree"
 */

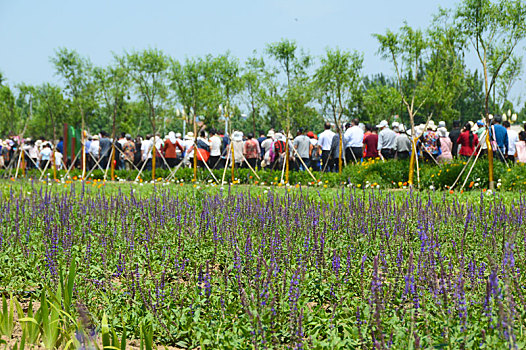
xmin=242 ymin=55 xmax=266 ymax=135
xmin=0 ymin=83 xmax=16 ymax=136
xmin=314 ymin=48 xmax=363 ymax=172
xmin=265 ymin=39 xmax=315 ymax=132
xmin=121 ymin=49 xmax=169 ymax=179
xmin=51 ymin=48 xmax=98 ymax=177
xmin=94 ymin=62 xmax=130 ymax=178
xmin=374 ymin=24 xmax=435 ymax=186
xmin=455 ymin=0 xmax=526 ymax=189
xmin=31 ymin=84 xmax=67 ymax=141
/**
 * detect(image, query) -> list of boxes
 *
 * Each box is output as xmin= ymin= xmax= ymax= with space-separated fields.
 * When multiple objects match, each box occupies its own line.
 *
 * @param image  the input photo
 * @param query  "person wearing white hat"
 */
xmin=228 ymin=131 xmax=245 ymax=168
xmin=437 ymin=127 xmax=452 ymax=163
xmin=394 ymin=125 xmax=412 ymax=160
xmin=422 ymin=122 xmax=440 ymax=163
xmin=260 ymin=130 xmax=275 ymax=168
xmin=377 ymin=120 xmax=397 ymax=159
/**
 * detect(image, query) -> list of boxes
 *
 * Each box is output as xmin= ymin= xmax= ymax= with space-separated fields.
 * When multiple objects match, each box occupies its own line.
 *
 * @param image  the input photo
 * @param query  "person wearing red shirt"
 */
xmin=363 ymin=124 xmax=379 ymax=159
xmin=456 ymin=122 xmax=479 ymax=159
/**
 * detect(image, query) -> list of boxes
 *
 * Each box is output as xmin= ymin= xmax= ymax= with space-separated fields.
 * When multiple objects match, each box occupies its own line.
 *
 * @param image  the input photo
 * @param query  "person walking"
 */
xmin=490 ymin=116 xmax=508 ymax=162
xmin=503 ymin=121 xmax=518 ymax=163
xmin=122 ymin=134 xmax=136 ymax=170
xmin=343 ymin=118 xmax=364 ymax=164
xmin=293 ymin=128 xmax=311 ymax=171
xmin=421 ymin=121 xmax=441 ymax=164
xmin=437 ymin=127 xmax=452 ymax=163
xmin=363 ymin=125 xmax=379 ymax=159
xmin=243 ymin=132 xmax=261 ymax=169
xmin=318 ymin=123 xmax=335 ymax=172
xmin=99 ymin=131 xmax=112 ymax=170
xmin=377 ymin=120 xmax=397 ymax=159
xmin=515 ymin=131 xmax=526 ymax=164
xmin=394 ymin=125 xmax=411 ymax=160
xmin=163 ymin=131 xmax=184 ymax=168
xmin=474 ymin=120 xmax=488 ymax=156
xmin=449 ymin=120 xmax=461 ymax=157
xmin=457 ymin=122 xmax=479 ymax=159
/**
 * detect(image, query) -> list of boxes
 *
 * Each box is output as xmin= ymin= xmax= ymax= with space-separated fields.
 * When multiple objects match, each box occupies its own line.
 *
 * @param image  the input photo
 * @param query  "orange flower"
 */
xmin=449 ymin=190 xmax=454 ymax=194
xmin=469 ymin=181 xmax=474 ymax=188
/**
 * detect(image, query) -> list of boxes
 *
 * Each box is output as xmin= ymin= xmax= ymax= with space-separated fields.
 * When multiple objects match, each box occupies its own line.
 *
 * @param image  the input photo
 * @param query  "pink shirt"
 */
xmin=438 ymin=137 xmax=452 ymax=161
xmin=516 ymin=141 xmax=526 ymax=163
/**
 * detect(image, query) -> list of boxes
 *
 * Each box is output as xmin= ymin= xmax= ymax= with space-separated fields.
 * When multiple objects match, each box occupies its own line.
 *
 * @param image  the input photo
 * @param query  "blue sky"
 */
xmin=0 ymin=0 xmax=523 ymax=104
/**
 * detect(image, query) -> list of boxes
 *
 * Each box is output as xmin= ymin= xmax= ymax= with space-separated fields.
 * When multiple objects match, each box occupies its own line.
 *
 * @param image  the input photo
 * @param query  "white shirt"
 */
xmin=40 ymin=148 xmax=52 ymax=161
xmin=89 ymin=140 xmax=100 ymax=157
xmin=184 ymin=139 xmax=194 ymax=157
xmin=141 ymin=139 xmax=152 ymax=160
xmin=507 ymin=129 xmax=519 ymax=156
xmin=54 ymin=152 xmax=63 ymax=169
xmin=318 ymin=130 xmax=335 ymax=151
xmin=210 ymin=135 xmax=222 ymax=156
xmin=343 ymin=125 xmax=364 ymax=148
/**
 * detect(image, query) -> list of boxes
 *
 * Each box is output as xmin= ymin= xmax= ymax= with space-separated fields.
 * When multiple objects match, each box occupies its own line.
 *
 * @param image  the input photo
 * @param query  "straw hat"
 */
xmin=185 ymin=132 xmax=194 ymax=140
xmin=92 ymin=135 xmax=99 ymax=140
xmin=266 ymin=130 xmax=275 ymax=138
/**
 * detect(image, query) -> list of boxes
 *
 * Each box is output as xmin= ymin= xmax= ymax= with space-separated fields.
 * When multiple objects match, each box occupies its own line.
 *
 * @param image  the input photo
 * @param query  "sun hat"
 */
xmin=438 ymin=121 xmax=446 ymax=128
xmin=392 ymin=121 xmax=400 ymax=129
xmin=185 ymin=132 xmax=194 ymax=140
xmin=398 ymin=124 xmax=406 ymax=133
xmin=175 ymin=132 xmax=182 ymax=138
xmin=232 ymin=131 xmax=243 ymax=142
xmin=376 ymin=120 xmax=388 ymax=128
xmin=274 ymin=132 xmax=286 ymax=142
xmin=427 ymin=120 xmax=437 ymax=131
xmin=267 ymin=130 xmax=275 ymax=138
xmin=92 ymin=135 xmax=99 ymax=140
xmin=437 ymin=127 xmax=448 ymax=137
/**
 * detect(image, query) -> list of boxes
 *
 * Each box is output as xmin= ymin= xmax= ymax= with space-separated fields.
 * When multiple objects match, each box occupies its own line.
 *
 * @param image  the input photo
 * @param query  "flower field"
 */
xmin=0 ymin=183 xmax=525 ymax=348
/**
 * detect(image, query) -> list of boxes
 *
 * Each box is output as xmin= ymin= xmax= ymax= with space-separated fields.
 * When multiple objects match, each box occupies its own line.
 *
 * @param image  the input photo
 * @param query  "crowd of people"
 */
xmin=1 ymin=115 xmax=525 ymax=174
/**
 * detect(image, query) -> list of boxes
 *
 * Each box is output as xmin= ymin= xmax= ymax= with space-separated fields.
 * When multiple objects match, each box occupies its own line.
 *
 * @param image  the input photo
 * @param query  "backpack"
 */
xmin=274 ymin=140 xmax=285 ymax=155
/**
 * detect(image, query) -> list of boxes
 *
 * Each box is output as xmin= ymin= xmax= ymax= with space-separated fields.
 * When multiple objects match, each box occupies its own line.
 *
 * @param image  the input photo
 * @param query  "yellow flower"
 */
xmin=508 ymin=168 xmax=512 ymax=172
xmin=357 ymin=184 xmax=361 ymax=188
xmin=323 ymin=185 xmax=327 ymax=188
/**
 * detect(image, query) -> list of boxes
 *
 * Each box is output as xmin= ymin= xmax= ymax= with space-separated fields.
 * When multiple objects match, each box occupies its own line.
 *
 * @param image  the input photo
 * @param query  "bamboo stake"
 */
xmin=460 ymin=144 xmax=484 ymax=192
xmin=290 ymin=146 xmax=317 ymax=182
xmin=103 ymin=148 xmax=114 ymax=181
xmin=221 ymin=143 xmax=231 ymax=185
xmin=14 ymin=149 xmax=23 ymax=179
xmin=450 ymin=142 xmax=483 ymax=191
xmin=241 ymin=156 xmax=261 ymax=180
xmin=38 ymin=157 xmax=51 ymax=181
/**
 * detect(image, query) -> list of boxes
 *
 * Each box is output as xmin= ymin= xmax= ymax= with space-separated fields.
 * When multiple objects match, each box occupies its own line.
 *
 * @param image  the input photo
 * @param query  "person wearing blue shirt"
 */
xmin=491 ymin=116 xmax=508 ymax=162
xmin=56 ymin=137 xmax=64 ymax=153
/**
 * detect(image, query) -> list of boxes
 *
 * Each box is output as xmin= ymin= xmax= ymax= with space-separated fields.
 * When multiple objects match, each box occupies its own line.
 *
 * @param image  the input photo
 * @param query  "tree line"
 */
xmin=0 ymin=0 xmax=525 ymax=143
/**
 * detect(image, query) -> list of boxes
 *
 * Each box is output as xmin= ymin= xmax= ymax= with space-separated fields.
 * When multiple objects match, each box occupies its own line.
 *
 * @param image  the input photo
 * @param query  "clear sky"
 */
xmin=0 ymin=0 xmax=523 ymax=103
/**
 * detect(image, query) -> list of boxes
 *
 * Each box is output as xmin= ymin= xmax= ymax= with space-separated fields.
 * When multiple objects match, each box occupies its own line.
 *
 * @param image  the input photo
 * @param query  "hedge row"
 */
xmin=2 ymin=158 xmax=525 ymax=191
